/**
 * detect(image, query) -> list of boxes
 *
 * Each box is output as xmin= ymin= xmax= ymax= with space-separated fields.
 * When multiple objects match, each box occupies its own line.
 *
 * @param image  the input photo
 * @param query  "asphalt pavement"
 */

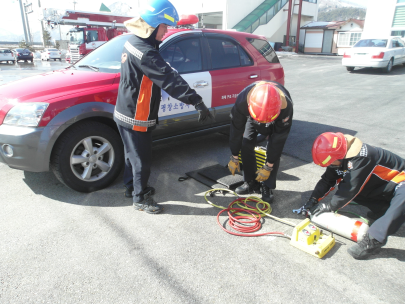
xmin=0 ymin=58 xmax=404 ymax=304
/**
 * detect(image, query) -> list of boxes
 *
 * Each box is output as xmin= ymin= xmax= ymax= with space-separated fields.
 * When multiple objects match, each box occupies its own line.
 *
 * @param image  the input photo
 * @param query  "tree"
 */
xmin=43 ymin=29 xmax=52 ymax=48
xmin=55 ymin=41 xmax=60 ymax=50
xmin=18 ymin=40 xmax=34 ymax=52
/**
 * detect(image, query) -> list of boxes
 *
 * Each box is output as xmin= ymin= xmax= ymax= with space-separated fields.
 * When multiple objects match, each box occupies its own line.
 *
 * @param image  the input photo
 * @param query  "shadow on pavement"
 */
xmin=348 ymin=65 xmax=405 ymax=75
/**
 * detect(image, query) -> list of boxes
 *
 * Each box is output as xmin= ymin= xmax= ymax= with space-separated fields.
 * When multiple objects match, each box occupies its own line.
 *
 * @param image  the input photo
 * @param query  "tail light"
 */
xmin=372 ymin=52 xmax=385 ymax=59
xmin=48 ymin=52 xmax=51 ymax=55
xmin=18 ymin=53 xmax=21 ymax=56
xmin=343 ymin=53 xmax=351 ymax=58
xmin=30 ymin=53 xmax=33 ymax=56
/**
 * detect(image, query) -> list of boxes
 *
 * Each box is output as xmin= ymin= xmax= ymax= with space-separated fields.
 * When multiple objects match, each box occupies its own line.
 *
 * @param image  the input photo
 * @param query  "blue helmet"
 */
xmin=140 ymin=0 xmax=179 ymax=28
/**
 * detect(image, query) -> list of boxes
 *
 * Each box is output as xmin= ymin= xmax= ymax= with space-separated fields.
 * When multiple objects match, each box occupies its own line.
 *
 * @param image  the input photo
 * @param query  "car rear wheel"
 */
xmin=51 ymin=121 xmax=124 ymax=193
xmin=346 ymin=67 xmax=355 ymax=72
xmin=383 ymin=58 xmax=393 ymax=73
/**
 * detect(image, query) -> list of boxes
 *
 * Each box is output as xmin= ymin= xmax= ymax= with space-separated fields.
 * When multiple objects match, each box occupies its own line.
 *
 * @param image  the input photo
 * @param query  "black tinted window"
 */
xmin=247 ymin=38 xmax=279 ymax=63
xmin=0 ymin=50 xmax=11 ymax=53
xmin=207 ymin=38 xmax=252 ymax=69
xmin=161 ymin=38 xmax=202 ymax=73
xmin=86 ymin=30 xmax=99 ymax=42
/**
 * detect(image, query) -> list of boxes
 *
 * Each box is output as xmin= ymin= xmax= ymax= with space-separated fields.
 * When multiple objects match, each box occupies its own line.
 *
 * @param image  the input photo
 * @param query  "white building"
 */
xmin=362 ymin=0 xmax=405 ymax=38
xmin=171 ymin=0 xmax=318 ymax=47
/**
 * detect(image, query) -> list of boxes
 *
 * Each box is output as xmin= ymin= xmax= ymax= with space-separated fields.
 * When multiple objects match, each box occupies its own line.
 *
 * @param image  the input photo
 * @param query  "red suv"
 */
xmin=0 ymin=28 xmax=284 ymax=192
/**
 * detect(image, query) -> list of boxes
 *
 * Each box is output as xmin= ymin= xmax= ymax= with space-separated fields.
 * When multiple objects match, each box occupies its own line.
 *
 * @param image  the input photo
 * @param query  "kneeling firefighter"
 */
xmin=228 ymin=81 xmax=294 ymax=203
xmin=302 ymin=132 xmax=405 ymax=259
xmin=114 ymin=0 xmax=213 ymax=214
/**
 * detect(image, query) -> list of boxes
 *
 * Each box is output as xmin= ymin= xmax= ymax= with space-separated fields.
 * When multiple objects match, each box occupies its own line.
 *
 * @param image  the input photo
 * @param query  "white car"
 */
xmin=41 ymin=48 xmax=62 ymax=61
xmin=342 ymin=37 xmax=405 ymax=73
xmin=0 ymin=48 xmax=15 ymax=64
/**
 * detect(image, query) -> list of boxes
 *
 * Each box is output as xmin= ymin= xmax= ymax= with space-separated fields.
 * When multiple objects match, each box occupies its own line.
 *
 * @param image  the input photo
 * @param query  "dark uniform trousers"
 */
xmin=241 ymin=123 xmax=280 ymax=190
xmin=353 ymin=182 xmax=405 ymax=244
xmin=117 ymin=124 xmax=152 ymax=203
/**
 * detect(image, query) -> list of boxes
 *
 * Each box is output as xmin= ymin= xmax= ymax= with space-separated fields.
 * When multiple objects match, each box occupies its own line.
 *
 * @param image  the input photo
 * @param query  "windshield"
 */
xmin=354 ymin=39 xmax=388 ymax=48
xmin=69 ymin=30 xmax=84 ymax=45
xmin=73 ymin=34 xmax=130 ymax=73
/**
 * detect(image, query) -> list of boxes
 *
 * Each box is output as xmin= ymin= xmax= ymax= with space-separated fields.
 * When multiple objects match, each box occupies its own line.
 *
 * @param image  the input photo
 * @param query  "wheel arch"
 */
xmin=38 ymin=102 xmax=119 ymax=171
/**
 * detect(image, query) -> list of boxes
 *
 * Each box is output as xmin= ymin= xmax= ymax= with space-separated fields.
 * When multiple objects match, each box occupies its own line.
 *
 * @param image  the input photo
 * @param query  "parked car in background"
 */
xmin=41 ymin=48 xmax=62 ymax=61
xmin=0 ymin=23 xmax=284 ymax=193
xmin=0 ymin=48 xmax=15 ymax=64
xmin=342 ymin=37 xmax=405 ymax=73
xmin=12 ymin=48 xmax=34 ymax=63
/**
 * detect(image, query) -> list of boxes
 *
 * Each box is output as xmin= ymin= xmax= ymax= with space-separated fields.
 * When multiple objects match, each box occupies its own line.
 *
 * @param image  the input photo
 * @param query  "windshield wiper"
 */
xmin=78 ymin=65 xmax=99 ymax=72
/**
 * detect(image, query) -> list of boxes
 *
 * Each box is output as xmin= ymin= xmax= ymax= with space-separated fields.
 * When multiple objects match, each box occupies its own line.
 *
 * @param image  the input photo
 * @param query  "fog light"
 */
xmin=2 ymin=144 xmax=14 ymax=157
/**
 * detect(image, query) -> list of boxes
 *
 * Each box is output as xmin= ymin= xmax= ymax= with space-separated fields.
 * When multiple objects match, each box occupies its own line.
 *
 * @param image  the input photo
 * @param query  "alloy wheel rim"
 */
xmin=70 ymin=136 xmax=115 ymax=182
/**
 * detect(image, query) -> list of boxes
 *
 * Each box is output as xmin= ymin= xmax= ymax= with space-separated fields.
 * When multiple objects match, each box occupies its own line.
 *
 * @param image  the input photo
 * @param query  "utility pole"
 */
xmin=73 ymin=1 xmax=78 ymax=10
xmin=38 ymin=0 xmax=45 ymax=47
xmin=18 ymin=0 xmax=29 ymax=43
xmin=24 ymin=2 xmax=33 ymax=44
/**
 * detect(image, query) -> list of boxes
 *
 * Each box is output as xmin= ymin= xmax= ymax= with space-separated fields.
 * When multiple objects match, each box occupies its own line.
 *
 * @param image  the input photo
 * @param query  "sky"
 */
xmin=1 ymin=0 xmax=369 ymax=36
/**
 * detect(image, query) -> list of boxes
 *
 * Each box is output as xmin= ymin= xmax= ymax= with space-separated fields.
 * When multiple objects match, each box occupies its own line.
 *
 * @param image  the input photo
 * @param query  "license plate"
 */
xmin=355 ymin=53 xmax=367 ymax=56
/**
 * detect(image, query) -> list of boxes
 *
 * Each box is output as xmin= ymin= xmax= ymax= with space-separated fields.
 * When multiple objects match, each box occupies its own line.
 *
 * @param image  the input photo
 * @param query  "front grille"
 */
xmin=70 ymin=49 xmax=82 ymax=63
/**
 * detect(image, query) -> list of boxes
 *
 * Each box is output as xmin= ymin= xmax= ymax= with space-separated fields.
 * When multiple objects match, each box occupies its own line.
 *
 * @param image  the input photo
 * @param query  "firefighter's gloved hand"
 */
xmin=309 ymin=201 xmax=332 ymax=217
xmin=195 ymin=101 xmax=213 ymax=123
xmin=228 ymin=156 xmax=240 ymax=175
xmin=255 ymin=164 xmax=272 ymax=182
xmin=299 ymin=197 xmax=319 ymax=216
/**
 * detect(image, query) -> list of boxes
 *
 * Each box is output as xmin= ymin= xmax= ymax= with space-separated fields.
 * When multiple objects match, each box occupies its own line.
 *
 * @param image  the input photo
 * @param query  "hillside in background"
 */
xmin=318 ymin=7 xmax=366 ymax=21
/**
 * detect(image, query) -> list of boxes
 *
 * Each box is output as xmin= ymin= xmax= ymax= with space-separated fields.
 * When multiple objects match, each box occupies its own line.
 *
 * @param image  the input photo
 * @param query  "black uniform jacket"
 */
xmin=229 ymin=81 xmax=293 ymax=164
xmin=312 ymin=144 xmax=405 ymax=210
xmin=114 ymin=31 xmax=202 ymax=132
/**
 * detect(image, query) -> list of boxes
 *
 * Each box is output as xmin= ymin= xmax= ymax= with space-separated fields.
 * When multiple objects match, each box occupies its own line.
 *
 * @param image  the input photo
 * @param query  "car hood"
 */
xmin=0 ymin=68 xmax=117 ymax=125
xmin=0 ymin=68 xmax=117 ymax=104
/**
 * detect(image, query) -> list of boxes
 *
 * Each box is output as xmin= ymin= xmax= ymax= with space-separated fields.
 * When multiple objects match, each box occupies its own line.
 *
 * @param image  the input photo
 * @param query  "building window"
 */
xmin=391 ymin=30 xmax=405 ymax=37
xmin=397 ymin=0 xmax=405 ymax=3
xmin=393 ymin=6 xmax=405 ymax=27
xmin=337 ymin=32 xmax=362 ymax=47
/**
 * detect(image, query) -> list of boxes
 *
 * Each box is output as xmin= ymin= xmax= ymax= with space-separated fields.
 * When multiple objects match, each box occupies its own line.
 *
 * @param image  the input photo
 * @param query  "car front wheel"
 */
xmin=51 ymin=121 xmax=124 ymax=192
xmin=383 ymin=58 xmax=393 ymax=73
xmin=346 ymin=67 xmax=355 ymax=72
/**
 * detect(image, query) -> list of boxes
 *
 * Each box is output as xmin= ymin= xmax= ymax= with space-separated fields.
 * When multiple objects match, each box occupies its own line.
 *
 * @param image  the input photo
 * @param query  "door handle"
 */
xmin=249 ymin=74 xmax=258 ymax=79
xmin=193 ymin=81 xmax=209 ymax=88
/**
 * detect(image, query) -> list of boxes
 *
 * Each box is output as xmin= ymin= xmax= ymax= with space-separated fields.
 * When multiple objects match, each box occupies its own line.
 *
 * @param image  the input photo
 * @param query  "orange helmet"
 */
xmin=248 ymin=83 xmax=282 ymax=123
xmin=312 ymin=132 xmax=347 ymax=167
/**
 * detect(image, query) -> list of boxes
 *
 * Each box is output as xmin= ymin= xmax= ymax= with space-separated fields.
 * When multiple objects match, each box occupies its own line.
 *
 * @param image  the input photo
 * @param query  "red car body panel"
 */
xmin=0 ymin=28 xmax=284 ymax=127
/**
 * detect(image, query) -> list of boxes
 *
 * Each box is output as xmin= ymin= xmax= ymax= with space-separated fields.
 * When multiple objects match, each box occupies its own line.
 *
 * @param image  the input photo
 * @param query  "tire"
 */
xmin=24 ymin=60 xmax=27 ymax=63
xmin=46 ymin=58 xmax=49 ymax=61
xmin=383 ymin=58 xmax=393 ymax=73
xmin=51 ymin=121 xmax=124 ymax=193
xmin=59 ymin=58 xmax=61 ymax=61
xmin=346 ymin=67 xmax=355 ymax=72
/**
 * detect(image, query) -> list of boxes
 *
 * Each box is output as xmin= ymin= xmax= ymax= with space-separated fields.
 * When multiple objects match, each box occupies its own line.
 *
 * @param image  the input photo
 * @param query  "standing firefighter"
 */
xmin=228 ymin=81 xmax=294 ymax=203
xmin=303 ymin=132 xmax=405 ymax=259
xmin=114 ymin=0 xmax=212 ymax=214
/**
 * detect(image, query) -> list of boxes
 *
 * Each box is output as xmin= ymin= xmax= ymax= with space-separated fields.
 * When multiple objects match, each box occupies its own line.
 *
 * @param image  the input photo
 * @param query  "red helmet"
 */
xmin=312 ymin=132 xmax=347 ymax=167
xmin=248 ymin=83 xmax=282 ymax=123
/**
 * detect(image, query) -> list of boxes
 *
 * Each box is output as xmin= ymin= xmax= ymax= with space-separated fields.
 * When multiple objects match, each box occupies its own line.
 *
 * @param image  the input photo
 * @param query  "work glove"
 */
xmin=228 ymin=156 xmax=240 ymax=175
xmin=297 ymin=197 xmax=318 ymax=216
xmin=309 ymin=201 xmax=332 ymax=217
xmin=195 ymin=101 xmax=213 ymax=123
xmin=255 ymin=164 xmax=273 ymax=182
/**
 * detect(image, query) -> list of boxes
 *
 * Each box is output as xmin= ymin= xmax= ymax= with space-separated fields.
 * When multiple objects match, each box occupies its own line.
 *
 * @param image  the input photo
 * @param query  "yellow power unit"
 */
xmin=238 ymin=146 xmax=267 ymax=170
xmin=290 ymin=218 xmax=335 ymax=259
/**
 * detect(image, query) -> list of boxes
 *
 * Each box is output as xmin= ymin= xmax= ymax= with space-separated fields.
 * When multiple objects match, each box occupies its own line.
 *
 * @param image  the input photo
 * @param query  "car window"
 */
xmin=207 ymin=37 xmax=252 ymax=69
xmin=161 ymin=38 xmax=202 ymax=74
xmin=246 ymin=38 xmax=280 ymax=63
xmin=0 ymin=49 xmax=11 ymax=53
xmin=392 ymin=40 xmax=399 ymax=48
xmin=354 ymin=39 xmax=388 ymax=48
xmin=86 ymin=30 xmax=99 ymax=43
xmin=74 ymin=34 xmax=130 ymax=72
xmin=397 ymin=39 xmax=405 ymax=47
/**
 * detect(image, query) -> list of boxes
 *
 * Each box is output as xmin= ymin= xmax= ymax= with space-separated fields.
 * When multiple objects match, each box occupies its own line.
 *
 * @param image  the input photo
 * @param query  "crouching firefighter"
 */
xmin=302 ymin=132 xmax=405 ymax=259
xmin=114 ymin=0 xmax=213 ymax=214
xmin=227 ymin=81 xmax=294 ymax=203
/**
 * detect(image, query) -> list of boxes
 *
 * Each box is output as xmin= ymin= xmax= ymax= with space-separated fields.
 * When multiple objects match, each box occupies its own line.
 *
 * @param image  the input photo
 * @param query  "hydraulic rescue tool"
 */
xmin=204 ymin=189 xmax=336 ymax=259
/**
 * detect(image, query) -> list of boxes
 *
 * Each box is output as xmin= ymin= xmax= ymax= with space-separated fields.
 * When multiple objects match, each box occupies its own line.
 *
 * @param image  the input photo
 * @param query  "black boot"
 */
xmin=347 ymin=233 xmax=385 ymax=260
xmin=133 ymin=188 xmax=162 ymax=214
xmin=261 ymin=185 xmax=274 ymax=204
xmin=235 ymin=180 xmax=261 ymax=195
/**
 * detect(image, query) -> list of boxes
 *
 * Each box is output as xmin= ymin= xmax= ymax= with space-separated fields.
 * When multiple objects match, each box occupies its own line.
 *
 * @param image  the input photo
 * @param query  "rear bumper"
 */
xmin=16 ymin=56 xmax=33 ymax=61
xmin=0 ymin=58 xmax=14 ymax=62
xmin=0 ymin=124 xmax=48 ymax=172
xmin=342 ymin=58 xmax=388 ymax=68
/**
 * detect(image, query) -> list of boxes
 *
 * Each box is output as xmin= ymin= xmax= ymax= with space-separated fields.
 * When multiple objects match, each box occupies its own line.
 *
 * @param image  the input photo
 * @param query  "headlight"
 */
xmin=3 ymin=103 xmax=49 ymax=127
